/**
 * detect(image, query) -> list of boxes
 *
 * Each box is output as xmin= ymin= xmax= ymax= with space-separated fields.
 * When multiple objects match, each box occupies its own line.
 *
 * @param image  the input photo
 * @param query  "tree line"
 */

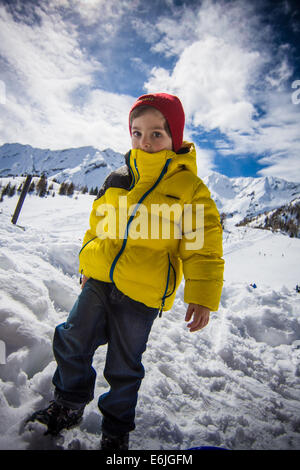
xmin=0 ymin=175 xmax=99 ymax=202
xmin=236 ymin=200 xmax=300 ymax=238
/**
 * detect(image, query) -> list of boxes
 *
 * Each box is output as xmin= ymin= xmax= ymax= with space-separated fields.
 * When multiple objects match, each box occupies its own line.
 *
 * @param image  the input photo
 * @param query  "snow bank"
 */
xmin=0 ymin=193 xmax=300 ymax=450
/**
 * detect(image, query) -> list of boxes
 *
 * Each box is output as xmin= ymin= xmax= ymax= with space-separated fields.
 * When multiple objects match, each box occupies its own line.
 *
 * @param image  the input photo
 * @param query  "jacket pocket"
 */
xmin=159 ymin=254 xmax=177 ymax=315
xmin=162 ymin=254 xmax=177 ymax=301
xmin=79 ymin=236 xmax=97 ymax=257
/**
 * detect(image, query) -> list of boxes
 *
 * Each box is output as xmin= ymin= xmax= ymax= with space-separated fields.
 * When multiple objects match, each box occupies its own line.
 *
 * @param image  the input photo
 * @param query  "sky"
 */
xmin=0 ymin=0 xmax=299 ymax=181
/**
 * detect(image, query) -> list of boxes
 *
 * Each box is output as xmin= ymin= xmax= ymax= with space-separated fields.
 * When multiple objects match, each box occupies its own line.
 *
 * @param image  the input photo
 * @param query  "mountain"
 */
xmin=1 ymin=143 xmax=300 ymax=226
xmin=237 ymin=197 xmax=300 ymax=238
xmin=203 ymin=171 xmax=300 ymax=224
xmin=0 ymin=143 xmax=124 ymax=190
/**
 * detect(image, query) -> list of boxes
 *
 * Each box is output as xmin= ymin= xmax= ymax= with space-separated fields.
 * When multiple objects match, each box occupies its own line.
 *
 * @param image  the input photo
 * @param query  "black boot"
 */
xmin=101 ymin=432 xmax=129 ymax=450
xmin=27 ymin=400 xmax=84 ymax=436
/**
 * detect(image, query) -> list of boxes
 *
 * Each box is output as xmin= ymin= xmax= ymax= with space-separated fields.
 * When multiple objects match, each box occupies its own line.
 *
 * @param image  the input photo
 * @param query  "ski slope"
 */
xmin=223 ymin=221 xmax=300 ymax=290
xmin=0 ymin=192 xmax=300 ymax=450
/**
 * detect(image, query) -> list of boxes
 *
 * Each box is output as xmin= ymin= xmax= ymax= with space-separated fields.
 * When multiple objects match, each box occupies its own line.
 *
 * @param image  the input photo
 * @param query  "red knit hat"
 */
xmin=129 ymin=93 xmax=185 ymax=152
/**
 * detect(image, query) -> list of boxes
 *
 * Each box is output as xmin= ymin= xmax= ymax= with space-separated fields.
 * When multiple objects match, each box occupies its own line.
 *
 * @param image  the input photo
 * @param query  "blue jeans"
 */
xmin=52 ymin=278 xmax=159 ymax=436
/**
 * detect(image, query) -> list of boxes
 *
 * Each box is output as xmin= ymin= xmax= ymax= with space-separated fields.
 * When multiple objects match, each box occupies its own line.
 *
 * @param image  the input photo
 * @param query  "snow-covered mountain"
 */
xmin=1 ymin=143 xmax=300 ymax=225
xmin=203 ymin=171 xmax=300 ymax=224
xmin=0 ymin=143 xmax=124 ymax=190
xmin=237 ymin=197 xmax=300 ymax=238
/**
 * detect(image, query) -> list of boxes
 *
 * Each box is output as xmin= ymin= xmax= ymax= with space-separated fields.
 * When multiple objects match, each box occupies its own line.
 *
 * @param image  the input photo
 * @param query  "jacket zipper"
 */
xmin=128 ymin=151 xmax=135 ymax=190
xmin=159 ymin=254 xmax=177 ymax=317
xmin=79 ymin=157 xmax=174 ymax=312
xmin=109 ymin=158 xmax=172 ymax=289
xmin=78 ymin=236 xmax=97 ymax=284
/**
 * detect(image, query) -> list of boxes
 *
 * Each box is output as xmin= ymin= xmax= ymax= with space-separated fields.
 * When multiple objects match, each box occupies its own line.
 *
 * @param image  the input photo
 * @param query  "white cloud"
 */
xmin=144 ymin=1 xmax=265 ymax=138
xmin=48 ymin=0 xmax=139 ymax=30
xmin=143 ymin=0 xmax=300 ymax=181
xmin=147 ymin=0 xmax=261 ymax=57
xmin=253 ymin=91 xmax=300 ymax=182
xmin=214 ymin=88 xmax=300 ymax=181
xmin=145 ymin=36 xmax=261 ymax=133
xmin=0 ymin=0 xmax=299 ymax=182
xmin=130 ymin=57 xmax=150 ymax=74
xmin=131 ymin=17 xmax=162 ymax=45
xmin=194 ymin=145 xmax=216 ymax=178
xmin=265 ymin=44 xmax=294 ymax=89
xmin=0 ymin=3 xmax=133 ymax=152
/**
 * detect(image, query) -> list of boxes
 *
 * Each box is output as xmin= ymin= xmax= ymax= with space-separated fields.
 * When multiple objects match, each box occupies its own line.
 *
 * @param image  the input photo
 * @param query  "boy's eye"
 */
xmin=153 ymin=132 xmax=162 ymax=138
xmin=132 ymin=131 xmax=141 ymax=137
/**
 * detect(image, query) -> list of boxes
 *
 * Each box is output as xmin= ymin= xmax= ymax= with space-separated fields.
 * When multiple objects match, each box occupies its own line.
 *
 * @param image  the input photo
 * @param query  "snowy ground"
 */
xmin=0 ymin=192 xmax=300 ymax=450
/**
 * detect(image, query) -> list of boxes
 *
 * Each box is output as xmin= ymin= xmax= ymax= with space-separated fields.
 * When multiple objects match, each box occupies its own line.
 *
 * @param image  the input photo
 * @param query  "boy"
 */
xmin=28 ymin=93 xmax=224 ymax=450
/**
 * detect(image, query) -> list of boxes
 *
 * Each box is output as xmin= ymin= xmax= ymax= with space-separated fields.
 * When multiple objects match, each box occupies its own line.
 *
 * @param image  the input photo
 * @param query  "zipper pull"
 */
xmin=159 ymin=299 xmax=165 ymax=318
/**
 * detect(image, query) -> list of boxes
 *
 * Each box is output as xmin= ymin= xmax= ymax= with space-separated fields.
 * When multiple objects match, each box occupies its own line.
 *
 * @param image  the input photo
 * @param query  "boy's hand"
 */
xmin=185 ymin=304 xmax=210 ymax=332
xmin=81 ymin=275 xmax=89 ymax=289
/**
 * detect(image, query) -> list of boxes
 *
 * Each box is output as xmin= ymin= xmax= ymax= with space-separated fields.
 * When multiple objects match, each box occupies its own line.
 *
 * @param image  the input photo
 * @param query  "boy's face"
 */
xmin=131 ymin=108 xmax=173 ymax=153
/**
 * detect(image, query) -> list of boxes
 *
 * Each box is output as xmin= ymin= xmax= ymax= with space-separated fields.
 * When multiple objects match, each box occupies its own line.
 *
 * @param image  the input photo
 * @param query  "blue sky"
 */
xmin=0 ymin=0 xmax=299 ymax=180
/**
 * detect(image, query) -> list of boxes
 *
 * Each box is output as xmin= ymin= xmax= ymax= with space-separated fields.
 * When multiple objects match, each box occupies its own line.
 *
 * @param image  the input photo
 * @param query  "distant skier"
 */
xmin=250 ymin=283 xmax=257 ymax=288
xmin=27 ymin=93 xmax=224 ymax=450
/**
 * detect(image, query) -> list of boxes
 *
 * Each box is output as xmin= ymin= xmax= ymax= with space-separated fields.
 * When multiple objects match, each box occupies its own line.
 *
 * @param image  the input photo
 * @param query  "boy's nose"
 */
xmin=141 ymin=137 xmax=151 ymax=150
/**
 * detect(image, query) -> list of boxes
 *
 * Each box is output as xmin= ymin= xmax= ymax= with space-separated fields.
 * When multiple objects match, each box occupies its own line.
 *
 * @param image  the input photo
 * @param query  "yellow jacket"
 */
xmin=79 ymin=142 xmax=224 ymax=312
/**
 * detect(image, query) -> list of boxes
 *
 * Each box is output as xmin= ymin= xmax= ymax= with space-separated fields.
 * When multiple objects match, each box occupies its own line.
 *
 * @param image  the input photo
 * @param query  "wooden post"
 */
xmin=11 ymin=175 xmax=32 ymax=225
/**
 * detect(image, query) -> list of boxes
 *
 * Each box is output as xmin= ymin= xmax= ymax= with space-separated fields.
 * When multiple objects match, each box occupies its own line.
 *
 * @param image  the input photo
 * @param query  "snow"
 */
xmin=0 ymin=143 xmax=124 ymax=189
xmin=0 ymin=189 xmax=300 ymax=450
xmin=203 ymin=171 xmax=300 ymax=221
xmin=223 ymin=224 xmax=300 ymax=289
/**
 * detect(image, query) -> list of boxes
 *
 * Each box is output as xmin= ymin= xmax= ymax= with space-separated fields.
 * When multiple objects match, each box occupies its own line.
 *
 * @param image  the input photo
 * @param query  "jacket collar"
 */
xmin=124 ymin=142 xmax=197 ymax=186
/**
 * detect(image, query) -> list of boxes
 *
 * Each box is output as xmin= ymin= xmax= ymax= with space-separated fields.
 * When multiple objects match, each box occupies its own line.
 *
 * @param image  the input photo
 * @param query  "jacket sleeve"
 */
xmin=179 ymin=180 xmax=224 ymax=311
xmin=78 ymin=173 xmax=111 ymax=274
